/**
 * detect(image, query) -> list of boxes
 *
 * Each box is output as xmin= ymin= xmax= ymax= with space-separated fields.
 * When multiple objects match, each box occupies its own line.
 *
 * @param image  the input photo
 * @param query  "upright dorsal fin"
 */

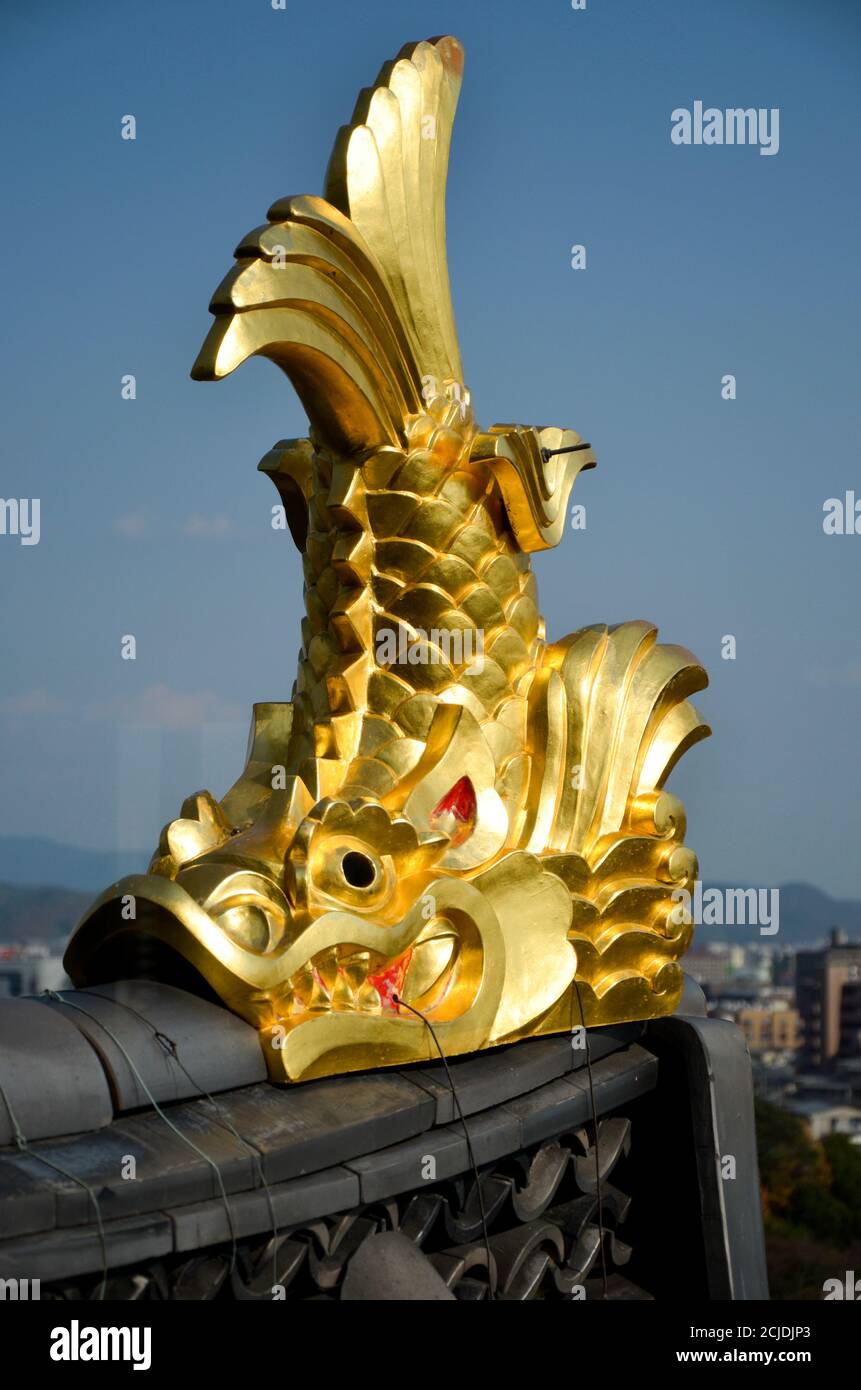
xmin=192 ymin=37 xmax=465 ymax=454
xmin=324 ymin=36 xmax=465 ymax=391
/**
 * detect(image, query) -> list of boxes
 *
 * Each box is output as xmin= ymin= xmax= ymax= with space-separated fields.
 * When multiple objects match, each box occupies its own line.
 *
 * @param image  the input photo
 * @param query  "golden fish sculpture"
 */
xmin=66 ymin=35 xmax=710 ymax=1082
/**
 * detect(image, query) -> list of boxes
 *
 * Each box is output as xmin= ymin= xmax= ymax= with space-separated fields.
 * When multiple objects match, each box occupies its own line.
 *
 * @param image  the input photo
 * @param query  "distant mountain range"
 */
xmin=0 ymin=882 xmax=90 ymax=945
xmin=0 ymin=837 xmax=146 ymax=892
xmin=692 ymin=880 xmax=861 ymax=947
xmin=0 ymin=836 xmax=858 ymax=950
xmin=0 ymin=838 xmax=148 ymax=948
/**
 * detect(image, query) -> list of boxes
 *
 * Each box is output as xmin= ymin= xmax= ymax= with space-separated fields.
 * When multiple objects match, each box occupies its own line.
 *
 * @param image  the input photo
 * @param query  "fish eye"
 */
xmin=341 ymin=850 xmax=378 ymax=889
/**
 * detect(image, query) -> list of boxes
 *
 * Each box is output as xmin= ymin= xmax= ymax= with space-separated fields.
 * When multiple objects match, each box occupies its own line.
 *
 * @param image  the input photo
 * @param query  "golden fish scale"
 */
xmin=288 ymin=433 xmax=542 ymax=791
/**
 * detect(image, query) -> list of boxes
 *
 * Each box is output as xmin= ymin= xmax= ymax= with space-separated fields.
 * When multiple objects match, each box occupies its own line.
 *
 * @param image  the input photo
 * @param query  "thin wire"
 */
xmin=541 ymin=441 xmax=592 ymax=462
xmin=0 ymin=1075 xmax=109 ymax=1300
xmin=43 ymin=991 xmax=239 ymax=1276
xmin=85 ymin=987 xmax=282 ymax=1291
xmin=392 ymin=993 xmax=495 ymax=1300
xmin=571 ymin=978 xmax=608 ymax=1299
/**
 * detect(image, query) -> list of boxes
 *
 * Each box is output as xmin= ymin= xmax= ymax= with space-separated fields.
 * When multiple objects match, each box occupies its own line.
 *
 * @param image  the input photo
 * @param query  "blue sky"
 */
xmin=1 ymin=0 xmax=859 ymax=896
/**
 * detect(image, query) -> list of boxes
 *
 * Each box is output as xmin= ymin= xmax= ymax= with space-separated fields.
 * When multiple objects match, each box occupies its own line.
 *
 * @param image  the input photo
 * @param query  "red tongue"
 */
xmin=429 ymin=775 xmax=477 ymax=847
xmin=368 ymin=950 xmax=413 ymax=1012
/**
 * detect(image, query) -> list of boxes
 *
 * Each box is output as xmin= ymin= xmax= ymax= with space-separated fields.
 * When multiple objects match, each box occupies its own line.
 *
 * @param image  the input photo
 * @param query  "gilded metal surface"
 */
xmin=66 ymin=36 xmax=710 ymax=1082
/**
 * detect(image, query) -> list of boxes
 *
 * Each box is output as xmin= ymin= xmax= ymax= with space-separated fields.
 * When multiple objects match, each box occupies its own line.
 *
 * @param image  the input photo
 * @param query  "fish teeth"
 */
xmin=357 ymin=981 xmax=382 ymax=1014
xmin=287 ymin=951 xmax=396 ymax=1015
xmin=292 ymin=965 xmax=315 ymax=1004
xmin=307 ymin=976 xmax=331 ymax=1011
xmin=314 ymin=950 xmax=339 ymax=993
xmin=331 ymin=971 xmax=356 ymax=1010
xmin=341 ymin=951 xmax=371 ymax=992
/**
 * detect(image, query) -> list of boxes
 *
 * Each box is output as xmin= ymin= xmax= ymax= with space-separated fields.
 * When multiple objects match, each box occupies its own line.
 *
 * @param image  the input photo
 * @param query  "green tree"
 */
xmin=755 ymin=1097 xmax=829 ymax=1223
xmin=822 ymin=1134 xmax=861 ymax=1242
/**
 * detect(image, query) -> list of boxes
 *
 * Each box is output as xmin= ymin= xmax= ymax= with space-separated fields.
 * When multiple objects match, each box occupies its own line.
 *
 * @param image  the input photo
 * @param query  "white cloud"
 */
xmin=1 ymin=685 xmax=244 ymax=731
xmin=182 ymin=514 xmax=234 ymax=538
xmin=112 ymin=511 xmax=148 ymax=537
xmin=0 ymin=688 xmax=67 ymax=716
xmin=86 ymin=683 xmax=244 ymax=730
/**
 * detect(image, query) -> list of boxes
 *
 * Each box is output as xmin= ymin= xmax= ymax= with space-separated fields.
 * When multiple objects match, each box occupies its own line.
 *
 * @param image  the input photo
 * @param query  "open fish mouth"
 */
xmin=277 ymin=923 xmax=461 ymax=1020
xmin=64 ymin=869 xmax=508 ymax=1081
